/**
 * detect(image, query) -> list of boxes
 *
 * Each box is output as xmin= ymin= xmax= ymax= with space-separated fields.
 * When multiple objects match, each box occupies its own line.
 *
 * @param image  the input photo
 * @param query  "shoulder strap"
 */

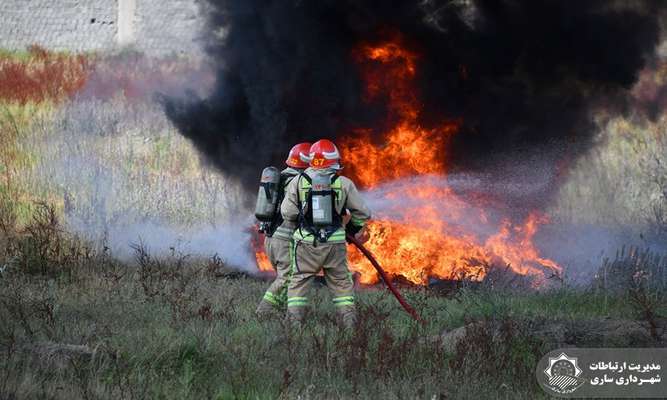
xmin=300 ymin=173 xmax=312 ymax=184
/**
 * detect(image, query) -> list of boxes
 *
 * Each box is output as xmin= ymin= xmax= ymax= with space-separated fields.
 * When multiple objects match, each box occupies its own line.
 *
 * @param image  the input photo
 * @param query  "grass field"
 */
xmin=0 ymin=47 xmax=226 ymax=231
xmin=0 ymin=48 xmax=666 ymax=399
xmin=0 ymin=205 xmax=665 ymax=399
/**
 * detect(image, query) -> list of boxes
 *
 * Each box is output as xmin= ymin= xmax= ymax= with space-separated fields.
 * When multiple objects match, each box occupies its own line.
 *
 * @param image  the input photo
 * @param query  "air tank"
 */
xmin=310 ymin=173 xmax=333 ymax=226
xmin=254 ymin=166 xmax=281 ymax=221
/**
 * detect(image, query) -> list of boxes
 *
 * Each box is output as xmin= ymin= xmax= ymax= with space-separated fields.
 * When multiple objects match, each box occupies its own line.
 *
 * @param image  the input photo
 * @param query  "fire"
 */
xmin=340 ymin=37 xmax=561 ymax=285
xmin=350 ymin=219 xmax=490 ymax=285
xmin=340 ymin=40 xmax=460 ymax=188
xmin=254 ymin=37 xmax=561 ymax=285
xmin=484 ymin=213 xmax=561 ymax=277
xmin=252 ymin=231 xmax=274 ymax=272
xmin=255 ymin=249 xmax=273 ymax=272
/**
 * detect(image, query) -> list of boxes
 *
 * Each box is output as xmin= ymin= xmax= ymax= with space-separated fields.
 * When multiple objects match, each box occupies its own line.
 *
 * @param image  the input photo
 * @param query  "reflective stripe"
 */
xmin=287 ymin=296 xmax=308 ymax=306
xmin=333 ymin=296 xmax=355 ymax=307
xmin=350 ymin=216 xmax=366 ymax=227
xmin=293 ymin=228 xmax=346 ymax=243
xmin=287 ymin=296 xmax=309 ymax=307
xmin=298 ymin=174 xmax=344 ymax=209
xmin=263 ymin=292 xmax=279 ymax=305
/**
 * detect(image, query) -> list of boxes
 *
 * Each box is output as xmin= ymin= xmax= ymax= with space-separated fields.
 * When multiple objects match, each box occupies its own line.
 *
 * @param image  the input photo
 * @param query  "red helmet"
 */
xmin=306 ymin=139 xmax=341 ymax=169
xmin=285 ymin=142 xmax=312 ymax=169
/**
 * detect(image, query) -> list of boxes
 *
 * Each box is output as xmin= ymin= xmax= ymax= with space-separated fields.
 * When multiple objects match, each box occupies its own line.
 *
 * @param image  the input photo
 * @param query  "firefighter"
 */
xmin=280 ymin=139 xmax=371 ymax=327
xmin=256 ymin=142 xmax=312 ymax=316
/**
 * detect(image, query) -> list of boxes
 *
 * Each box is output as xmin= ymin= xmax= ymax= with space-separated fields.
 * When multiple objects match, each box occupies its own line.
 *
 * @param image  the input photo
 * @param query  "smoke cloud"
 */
xmin=165 ymin=0 xmax=663 ymax=192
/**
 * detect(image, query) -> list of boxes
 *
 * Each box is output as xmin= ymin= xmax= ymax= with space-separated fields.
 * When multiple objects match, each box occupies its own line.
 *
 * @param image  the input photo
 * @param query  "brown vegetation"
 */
xmin=0 ymin=46 xmax=90 ymax=104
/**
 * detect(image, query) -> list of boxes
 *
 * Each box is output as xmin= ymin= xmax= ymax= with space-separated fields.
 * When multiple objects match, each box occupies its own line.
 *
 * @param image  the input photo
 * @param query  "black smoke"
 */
xmin=165 ymin=0 xmax=663 ymax=190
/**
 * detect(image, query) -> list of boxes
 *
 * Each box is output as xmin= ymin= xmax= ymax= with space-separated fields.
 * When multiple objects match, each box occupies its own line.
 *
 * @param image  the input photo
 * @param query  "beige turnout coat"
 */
xmin=280 ymin=167 xmax=371 ymax=244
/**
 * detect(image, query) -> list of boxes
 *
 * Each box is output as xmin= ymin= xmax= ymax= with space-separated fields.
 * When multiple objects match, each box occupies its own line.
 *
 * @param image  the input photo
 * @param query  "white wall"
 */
xmin=0 ymin=0 xmax=205 ymax=56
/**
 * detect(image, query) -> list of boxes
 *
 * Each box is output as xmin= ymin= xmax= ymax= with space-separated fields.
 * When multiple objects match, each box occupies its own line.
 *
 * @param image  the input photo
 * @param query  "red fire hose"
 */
xmin=347 ymin=234 xmax=424 ymax=324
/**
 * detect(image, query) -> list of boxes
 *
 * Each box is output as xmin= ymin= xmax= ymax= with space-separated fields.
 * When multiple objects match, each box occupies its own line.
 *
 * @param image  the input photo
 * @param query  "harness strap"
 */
xmin=296 ymin=172 xmax=344 ymax=243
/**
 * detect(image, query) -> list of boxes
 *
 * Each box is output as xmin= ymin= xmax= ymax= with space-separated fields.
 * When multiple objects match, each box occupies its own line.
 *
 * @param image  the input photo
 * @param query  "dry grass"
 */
xmin=0 ymin=209 xmax=663 ymax=399
xmin=0 ymin=45 xmax=89 ymax=105
xmin=0 ymin=48 xmax=234 ymax=231
xmin=0 ymin=202 xmax=664 ymax=399
xmin=0 ymin=46 xmax=665 ymax=398
xmin=552 ymin=114 xmax=667 ymax=234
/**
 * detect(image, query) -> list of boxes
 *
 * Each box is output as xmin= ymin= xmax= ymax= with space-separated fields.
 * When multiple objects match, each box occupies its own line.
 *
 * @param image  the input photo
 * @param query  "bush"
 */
xmin=0 ymin=202 xmax=94 ymax=278
xmin=0 ymin=46 xmax=90 ymax=104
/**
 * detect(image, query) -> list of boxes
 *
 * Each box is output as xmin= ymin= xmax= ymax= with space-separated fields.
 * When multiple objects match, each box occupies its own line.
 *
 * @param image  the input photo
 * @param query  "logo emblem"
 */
xmin=543 ymin=353 xmax=586 ymax=394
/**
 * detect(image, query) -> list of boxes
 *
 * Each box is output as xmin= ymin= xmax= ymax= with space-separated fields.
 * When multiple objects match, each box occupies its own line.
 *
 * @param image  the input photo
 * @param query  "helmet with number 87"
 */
xmin=305 ymin=139 xmax=341 ymax=169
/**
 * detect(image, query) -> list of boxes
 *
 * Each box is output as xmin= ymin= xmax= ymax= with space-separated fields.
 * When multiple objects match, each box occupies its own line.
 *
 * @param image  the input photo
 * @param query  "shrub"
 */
xmin=0 ymin=202 xmax=93 ymax=278
xmin=0 ymin=46 xmax=90 ymax=105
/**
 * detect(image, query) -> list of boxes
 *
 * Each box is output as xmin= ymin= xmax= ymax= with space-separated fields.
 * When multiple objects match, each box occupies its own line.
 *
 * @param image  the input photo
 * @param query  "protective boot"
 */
xmin=255 ymin=299 xmax=279 ymax=318
xmin=285 ymin=305 xmax=308 ymax=328
xmin=337 ymin=305 xmax=357 ymax=329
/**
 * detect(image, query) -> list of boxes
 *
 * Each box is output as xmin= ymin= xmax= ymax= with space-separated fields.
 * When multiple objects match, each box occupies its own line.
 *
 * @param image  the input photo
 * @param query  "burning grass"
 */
xmin=0 ymin=41 xmax=665 ymax=398
xmin=0 ymin=249 xmax=664 ymax=398
xmin=0 ymin=202 xmax=664 ymax=399
xmin=333 ymin=39 xmax=562 ymax=285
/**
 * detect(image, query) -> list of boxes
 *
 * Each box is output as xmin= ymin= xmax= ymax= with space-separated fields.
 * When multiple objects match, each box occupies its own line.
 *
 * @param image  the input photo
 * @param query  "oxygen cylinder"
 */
xmin=310 ymin=173 xmax=333 ymax=226
xmin=254 ymin=167 xmax=281 ymax=222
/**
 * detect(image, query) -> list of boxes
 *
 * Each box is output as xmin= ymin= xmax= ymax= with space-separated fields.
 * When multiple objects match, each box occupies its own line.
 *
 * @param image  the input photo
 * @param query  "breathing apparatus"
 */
xmin=254 ymin=166 xmax=281 ymax=233
xmin=297 ymin=171 xmax=343 ymax=244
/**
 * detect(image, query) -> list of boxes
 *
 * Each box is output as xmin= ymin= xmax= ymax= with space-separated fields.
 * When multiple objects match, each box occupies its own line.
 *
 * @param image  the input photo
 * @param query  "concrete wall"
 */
xmin=135 ymin=0 xmax=203 ymax=56
xmin=0 ymin=0 xmax=205 ymax=56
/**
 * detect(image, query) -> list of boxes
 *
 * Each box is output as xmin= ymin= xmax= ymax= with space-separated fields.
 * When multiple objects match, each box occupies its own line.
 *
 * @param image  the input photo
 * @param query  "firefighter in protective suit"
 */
xmin=280 ymin=139 xmax=371 ymax=327
xmin=256 ymin=142 xmax=312 ymax=316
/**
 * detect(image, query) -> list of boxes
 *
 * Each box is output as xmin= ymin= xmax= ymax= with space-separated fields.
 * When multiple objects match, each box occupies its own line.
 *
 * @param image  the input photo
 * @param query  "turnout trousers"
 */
xmin=256 ymin=236 xmax=293 ymax=314
xmin=287 ymin=241 xmax=356 ymax=327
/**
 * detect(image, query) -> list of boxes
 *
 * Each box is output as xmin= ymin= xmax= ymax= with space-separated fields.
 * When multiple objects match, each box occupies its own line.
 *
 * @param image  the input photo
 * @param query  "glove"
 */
xmin=346 ymin=224 xmax=369 ymax=244
xmin=354 ymin=225 xmax=370 ymax=244
xmin=345 ymin=223 xmax=362 ymax=243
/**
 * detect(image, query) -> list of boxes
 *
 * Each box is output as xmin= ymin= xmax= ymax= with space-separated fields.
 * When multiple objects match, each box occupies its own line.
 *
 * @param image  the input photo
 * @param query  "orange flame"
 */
xmin=339 ymin=37 xmax=561 ymax=285
xmin=252 ymin=231 xmax=274 ymax=272
xmin=255 ymin=249 xmax=273 ymax=272
xmin=254 ymin=37 xmax=561 ymax=285
xmin=341 ymin=40 xmax=460 ymax=188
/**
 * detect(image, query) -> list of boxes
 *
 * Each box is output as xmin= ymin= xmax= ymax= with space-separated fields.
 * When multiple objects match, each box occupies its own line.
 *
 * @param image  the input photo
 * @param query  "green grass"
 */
xmin=0 ymin=199 xmax=663 ymax=400
xmin=1 ymin=254 xmax=664 ymax=400
xmin=0 ymin=47 xmax=665 ymax=399
xmin=0 ymin=48 xmax=223 ymax=230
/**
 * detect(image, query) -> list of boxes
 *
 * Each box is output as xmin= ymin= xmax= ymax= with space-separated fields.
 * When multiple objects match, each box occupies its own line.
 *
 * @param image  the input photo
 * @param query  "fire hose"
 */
xmin=346 ymin=234 xmax=424 ymax=324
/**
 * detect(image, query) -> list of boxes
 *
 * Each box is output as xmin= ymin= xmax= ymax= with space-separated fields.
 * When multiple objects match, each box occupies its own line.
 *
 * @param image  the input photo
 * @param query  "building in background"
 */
xmin=0 ymin=0 xmax=205 ymax=56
